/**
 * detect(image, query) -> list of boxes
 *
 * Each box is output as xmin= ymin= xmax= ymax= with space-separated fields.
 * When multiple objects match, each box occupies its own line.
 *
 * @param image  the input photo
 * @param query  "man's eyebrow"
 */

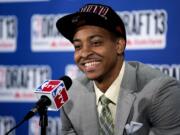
xmin=72 ymin=38 xmax=81 ymax=43
xmin=72 ymin=34 xmax=104 ymax=43
xmin=89 ymin=35 xmax=103 ymax=40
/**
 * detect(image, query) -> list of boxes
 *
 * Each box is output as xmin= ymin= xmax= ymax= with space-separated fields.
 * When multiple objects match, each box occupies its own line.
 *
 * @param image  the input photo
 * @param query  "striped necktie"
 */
xmin=99 ymin=94 xmax=114 ymax=135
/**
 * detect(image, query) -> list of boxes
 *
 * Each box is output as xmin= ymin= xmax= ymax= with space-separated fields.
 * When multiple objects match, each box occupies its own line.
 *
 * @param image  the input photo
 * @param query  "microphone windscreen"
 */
xmin=59 ymin=76 xmax=72 ymax=90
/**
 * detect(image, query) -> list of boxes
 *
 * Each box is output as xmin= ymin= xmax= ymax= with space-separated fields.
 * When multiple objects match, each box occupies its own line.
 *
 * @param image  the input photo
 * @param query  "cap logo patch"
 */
xmin=80 ymin=4 xmax=109 ymax=19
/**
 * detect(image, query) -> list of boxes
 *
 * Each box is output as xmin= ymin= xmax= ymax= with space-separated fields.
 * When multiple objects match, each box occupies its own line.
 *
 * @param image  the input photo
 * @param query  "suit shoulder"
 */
xmin=128 ymin=61 xmax=165 ymax=78
xmin=127 ymin=61 xmax=179 ymax=90
xmin=68 ymin=75 xmax=92 ymax=94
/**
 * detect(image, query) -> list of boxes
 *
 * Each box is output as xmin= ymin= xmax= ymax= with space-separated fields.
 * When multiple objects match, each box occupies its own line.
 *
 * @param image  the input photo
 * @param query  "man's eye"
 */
xmin=91 ymin=41 xmax=102 ymax=46
xmin=74 ymin=45 xmax=81 ymax=50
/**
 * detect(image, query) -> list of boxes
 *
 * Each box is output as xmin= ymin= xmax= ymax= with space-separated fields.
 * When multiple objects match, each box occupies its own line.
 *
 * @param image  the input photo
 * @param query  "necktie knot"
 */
xmin=99 ymin=95 xmax=112 ymax=106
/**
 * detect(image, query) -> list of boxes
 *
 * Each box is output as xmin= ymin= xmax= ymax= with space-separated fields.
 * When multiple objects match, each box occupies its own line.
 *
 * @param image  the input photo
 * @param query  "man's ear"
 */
xmin=116 ymin=38 xmax=126 ymax=55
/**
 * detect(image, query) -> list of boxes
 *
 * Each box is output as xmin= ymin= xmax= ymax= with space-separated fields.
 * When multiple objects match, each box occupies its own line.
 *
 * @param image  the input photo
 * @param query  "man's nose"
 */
xmin=81 ymin=45 xmax=92 ymax=58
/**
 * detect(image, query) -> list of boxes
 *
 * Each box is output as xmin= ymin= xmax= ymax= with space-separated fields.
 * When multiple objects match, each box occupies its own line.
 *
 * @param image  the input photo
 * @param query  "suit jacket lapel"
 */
xmin=81 ymin=81 xmax=99 ymax=135
xmin=115 ymin=62 xmax=137 ymax=135
xmin=115 ymin=88 xmax=135 ymax=135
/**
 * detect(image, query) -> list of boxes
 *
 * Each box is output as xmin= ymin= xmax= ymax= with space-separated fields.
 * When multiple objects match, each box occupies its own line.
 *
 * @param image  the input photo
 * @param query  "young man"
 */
xmin=56 ymin=3 xmax=180 ymax=135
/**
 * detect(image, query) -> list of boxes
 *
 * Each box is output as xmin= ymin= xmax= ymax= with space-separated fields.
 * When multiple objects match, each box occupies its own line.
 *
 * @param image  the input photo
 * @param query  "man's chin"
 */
xmin=85 ymin=74 xmax=103 ymax=82
xmin=85 ymin=74 xmax=98 ymax=80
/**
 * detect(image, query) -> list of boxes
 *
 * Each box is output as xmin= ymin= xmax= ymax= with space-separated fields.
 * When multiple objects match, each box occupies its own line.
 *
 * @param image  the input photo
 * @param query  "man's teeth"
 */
xmin=85 ymin=61 xmax=100 ymax=67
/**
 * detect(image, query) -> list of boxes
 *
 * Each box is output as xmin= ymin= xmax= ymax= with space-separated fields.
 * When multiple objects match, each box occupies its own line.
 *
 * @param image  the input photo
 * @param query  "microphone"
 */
xmin=24 ymin=75 xmax=72 ymax=121
xmin=5 ymin=75 xmax=72 ymax=135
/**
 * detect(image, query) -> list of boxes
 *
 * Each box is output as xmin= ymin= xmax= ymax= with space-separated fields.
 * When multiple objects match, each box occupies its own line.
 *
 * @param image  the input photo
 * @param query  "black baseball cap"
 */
xmin=56 ymin=3 xmax=126 ymax=42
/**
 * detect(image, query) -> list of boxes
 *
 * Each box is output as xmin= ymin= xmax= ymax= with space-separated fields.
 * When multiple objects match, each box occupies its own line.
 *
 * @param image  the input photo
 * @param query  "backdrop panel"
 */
xmin=0 ymin=0 xmax=180 ymax=134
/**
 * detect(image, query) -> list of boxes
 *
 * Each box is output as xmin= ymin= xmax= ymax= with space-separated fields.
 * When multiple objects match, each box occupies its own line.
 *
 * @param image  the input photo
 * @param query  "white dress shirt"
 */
xmin=94 ymin=61 xmax=125 ymax=124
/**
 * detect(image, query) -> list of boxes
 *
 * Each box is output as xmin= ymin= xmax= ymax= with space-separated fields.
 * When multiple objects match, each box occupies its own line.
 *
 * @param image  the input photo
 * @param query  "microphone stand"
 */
xmin=38 ymin=106 xmax=48 ymax=135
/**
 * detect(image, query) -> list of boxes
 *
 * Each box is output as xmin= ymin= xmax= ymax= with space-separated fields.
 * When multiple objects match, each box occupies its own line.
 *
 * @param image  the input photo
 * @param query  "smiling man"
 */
xmin=73 ymin=25 xmax=125 ymax=92
xmin=56 ymin=3 xmax=180 ymax=135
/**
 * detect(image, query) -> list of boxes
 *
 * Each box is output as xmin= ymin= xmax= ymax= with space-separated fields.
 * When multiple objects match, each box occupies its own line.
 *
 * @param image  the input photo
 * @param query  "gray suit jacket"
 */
xmin=61 ymin=61 xmax=180 ymax=135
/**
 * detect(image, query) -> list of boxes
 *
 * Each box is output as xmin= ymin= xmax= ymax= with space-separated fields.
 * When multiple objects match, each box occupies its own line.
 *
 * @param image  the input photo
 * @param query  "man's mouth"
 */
xmin=85 ymin=61 xmax=100 ymax=67
xmin=83 ymin=61 xmax=101 ymax=72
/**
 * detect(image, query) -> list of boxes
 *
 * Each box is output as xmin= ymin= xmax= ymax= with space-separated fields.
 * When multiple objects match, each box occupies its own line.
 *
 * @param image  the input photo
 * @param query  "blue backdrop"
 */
xmin=0 ymin=0 xmax=180 ymax=134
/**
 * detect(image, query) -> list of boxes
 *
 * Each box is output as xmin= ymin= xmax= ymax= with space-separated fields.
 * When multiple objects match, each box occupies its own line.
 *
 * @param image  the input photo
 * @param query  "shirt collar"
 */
xmin=94 ymin=61 xmax=125 ymax=105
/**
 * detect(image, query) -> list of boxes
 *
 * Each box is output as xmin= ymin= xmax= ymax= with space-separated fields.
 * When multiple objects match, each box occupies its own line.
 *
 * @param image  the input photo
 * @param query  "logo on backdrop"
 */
xmin=0 ymin=116 xmax=16 ymax=135
xmin=119 ymin=9 xmax=168 ymax=50
xmin=0 ymin=16 xmax=17 ymax=52
xmin=65 ymin=64 xmax=83 ymax=79
xmin=31 ymin=14 xmax=74 ymax=52
xmin=31 ymin=10 xmax=168 ymax=52
xmin=0 ymin=65 xmax=51 ymax=101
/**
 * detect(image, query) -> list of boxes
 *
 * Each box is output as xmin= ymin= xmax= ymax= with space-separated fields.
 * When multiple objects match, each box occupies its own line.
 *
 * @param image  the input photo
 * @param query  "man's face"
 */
xmin=72 ymin=25 xmax=124 ymax=81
